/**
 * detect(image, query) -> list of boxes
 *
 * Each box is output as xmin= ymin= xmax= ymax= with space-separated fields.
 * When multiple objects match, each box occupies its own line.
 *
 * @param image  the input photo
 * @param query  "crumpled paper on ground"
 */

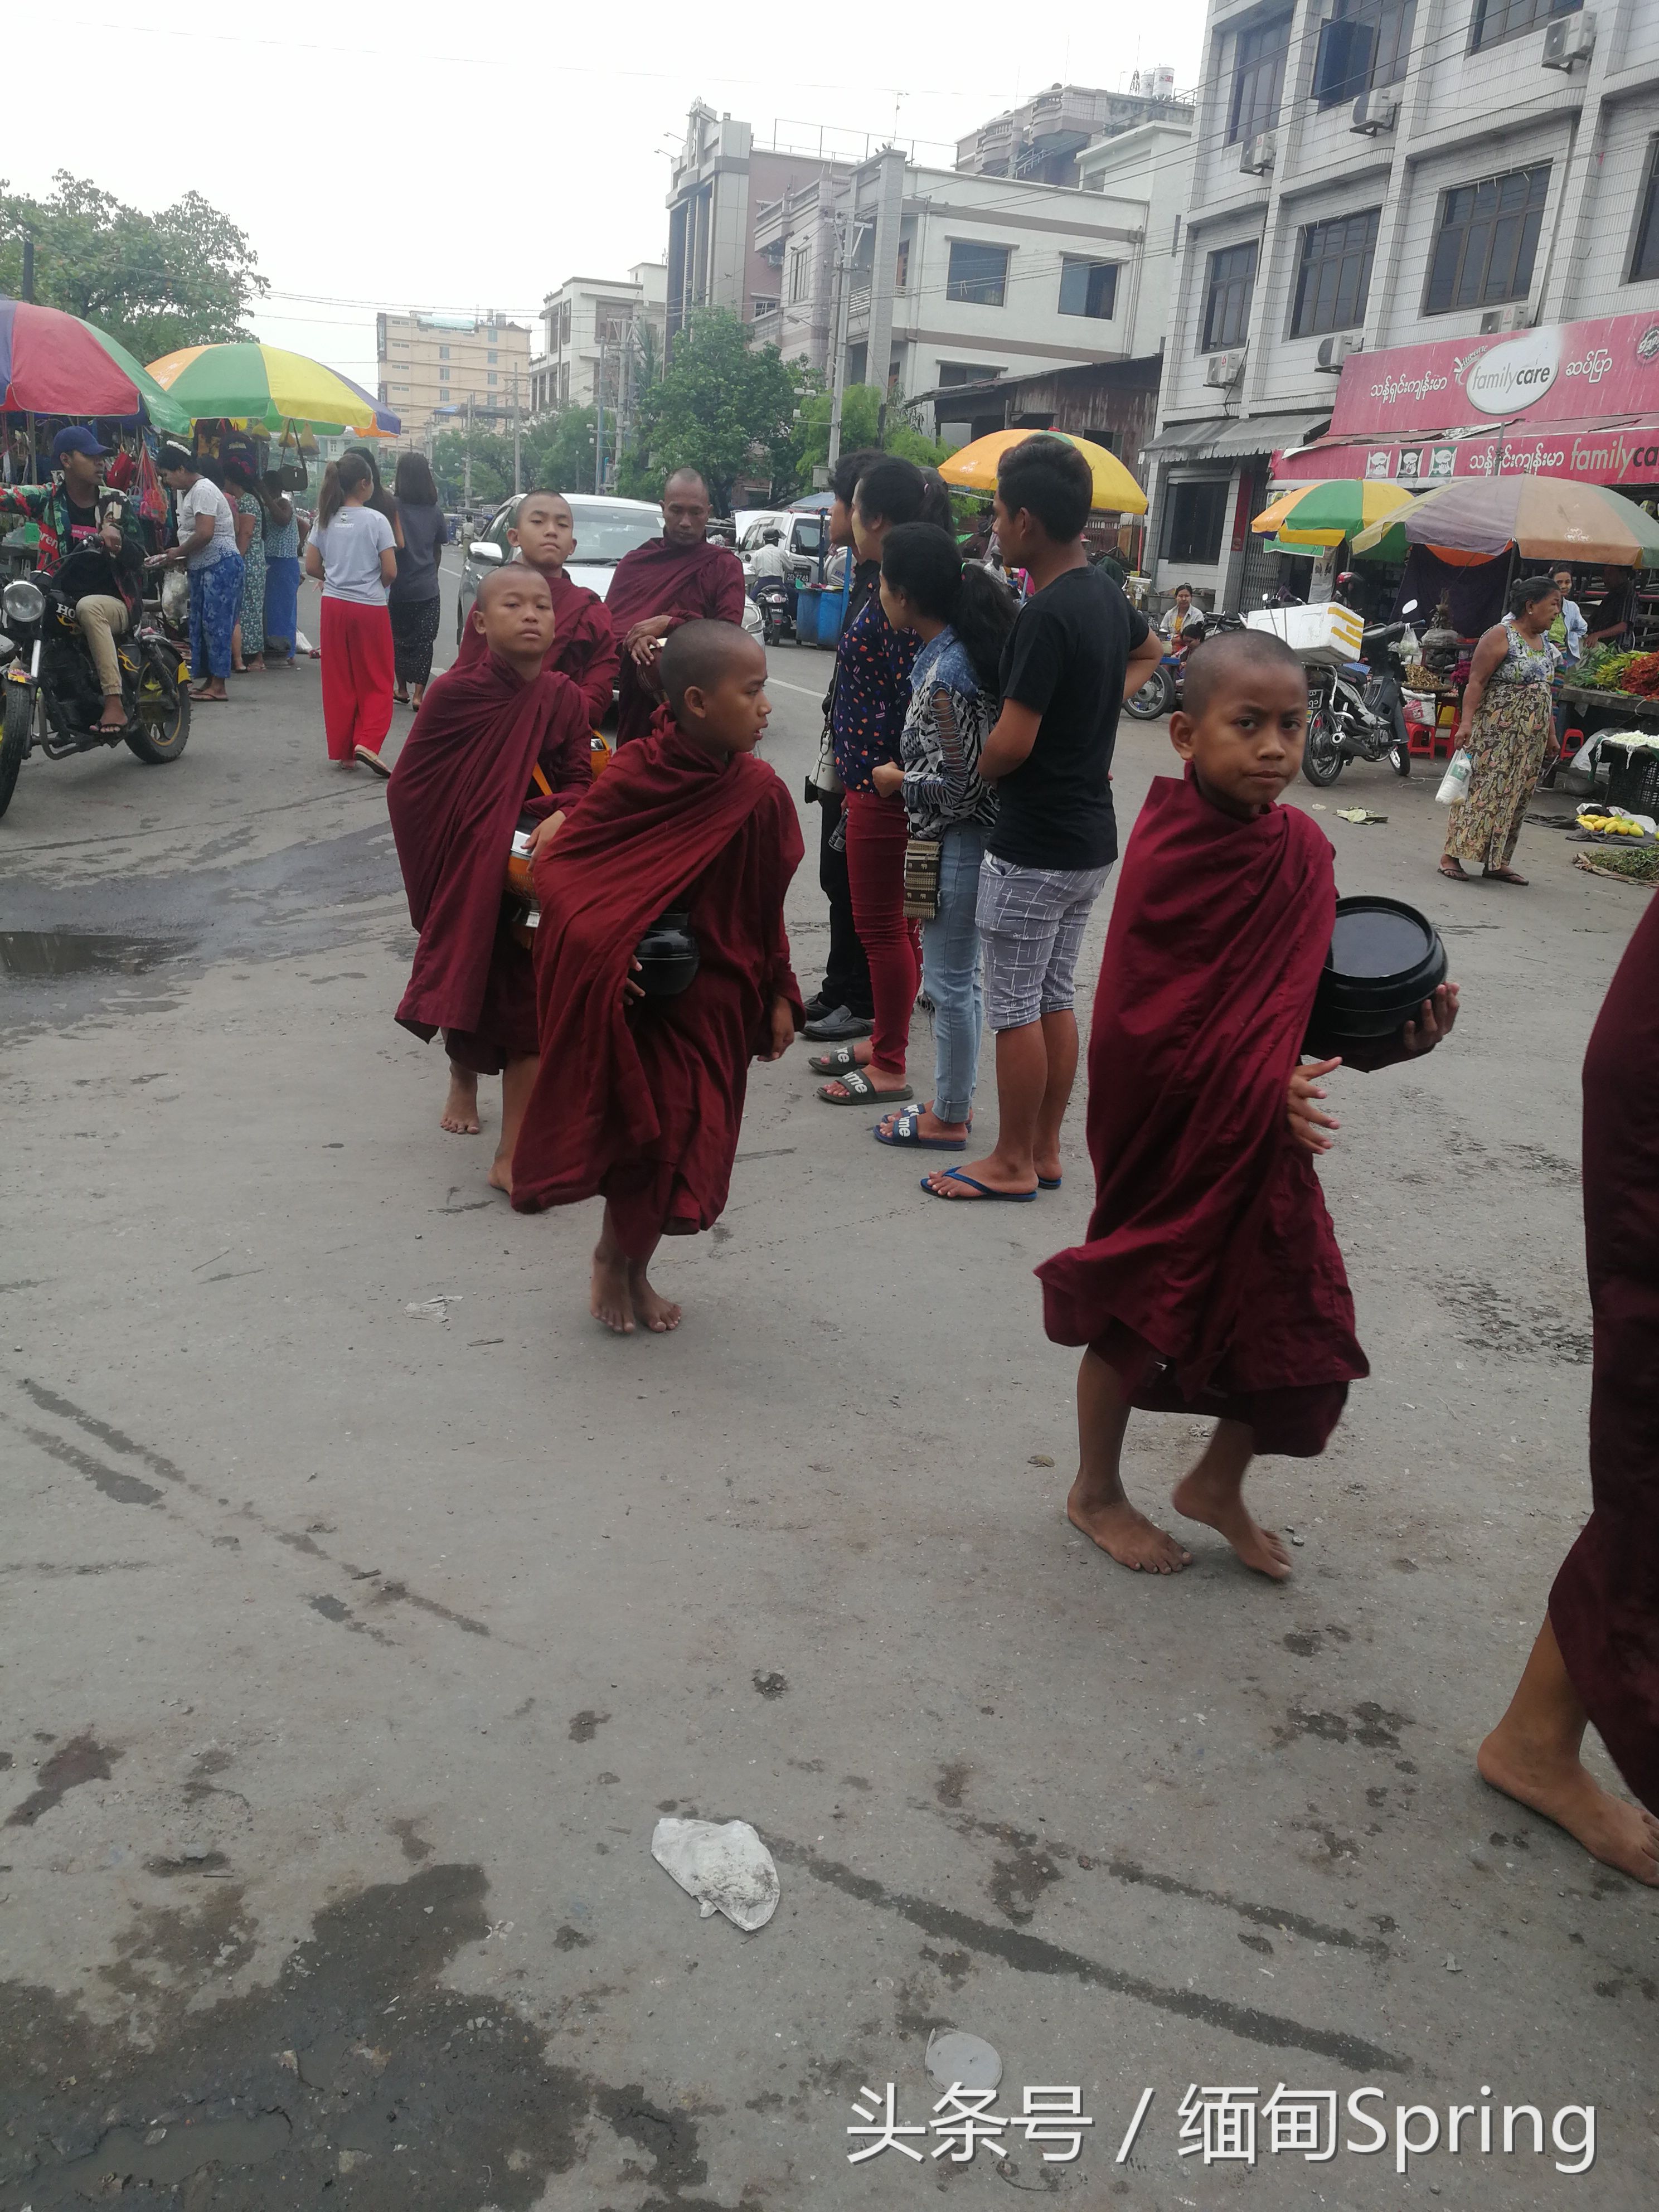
xmin=651 ymin=1817 xmax=779 ymax=1930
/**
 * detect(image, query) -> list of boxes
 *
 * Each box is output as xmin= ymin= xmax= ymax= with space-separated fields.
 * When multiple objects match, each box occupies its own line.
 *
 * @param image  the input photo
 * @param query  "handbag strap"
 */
xmin=528 ymin=763 xmax=552 ymax=801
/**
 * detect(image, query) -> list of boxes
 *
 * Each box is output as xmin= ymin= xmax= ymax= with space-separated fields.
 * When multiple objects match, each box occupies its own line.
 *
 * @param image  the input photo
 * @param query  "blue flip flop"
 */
xmin=874 ymin=1105 xmax=968 ymax=1153
xmin=921 ymin=1168 xmax=1037 ymax=1203
xmin=1037 ymin=1173 xmax=1062 ymax=1190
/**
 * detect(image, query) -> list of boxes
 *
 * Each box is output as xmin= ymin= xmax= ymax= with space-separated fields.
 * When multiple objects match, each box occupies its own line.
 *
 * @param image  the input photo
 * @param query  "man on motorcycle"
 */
xmin=0 ymin=426 xmax=147 ymax=732
xmin=1158 ymin=583 xmax=1206 ymax=652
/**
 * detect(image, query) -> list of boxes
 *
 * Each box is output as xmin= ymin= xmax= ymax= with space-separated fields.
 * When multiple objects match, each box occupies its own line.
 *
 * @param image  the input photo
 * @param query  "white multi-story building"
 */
xmin=529 ymin=264 xmax=667 ymax=418
xmin=1147 ymin=0 xmax=1659 ymax=605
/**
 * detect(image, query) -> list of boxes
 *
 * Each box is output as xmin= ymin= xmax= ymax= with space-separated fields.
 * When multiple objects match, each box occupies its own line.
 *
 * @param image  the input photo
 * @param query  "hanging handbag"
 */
xmin=275 ymin=424 xmax=309 ymax=492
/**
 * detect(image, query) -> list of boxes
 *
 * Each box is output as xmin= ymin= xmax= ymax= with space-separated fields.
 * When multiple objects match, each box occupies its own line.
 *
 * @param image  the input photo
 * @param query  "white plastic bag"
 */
xmin=651 ymin=1817 xmax=779 ymax=1930
xmin=1436 ymin=748 xmax=1472 ymax=805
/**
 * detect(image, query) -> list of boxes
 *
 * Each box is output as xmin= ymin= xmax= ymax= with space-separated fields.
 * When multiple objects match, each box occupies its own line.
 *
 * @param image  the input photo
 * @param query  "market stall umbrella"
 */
xmin=939 ymin=429 xmax=1148 ymax=514
xmin=0 ymin=295 xmax=191 ymax=433
xmin=1251 ymin=478 xmax=1415 ymax=549
xmin=1350 ymin=476 xmax=1659 ymax=566
xmin=145 ymin=341 xmax=400 ymax=437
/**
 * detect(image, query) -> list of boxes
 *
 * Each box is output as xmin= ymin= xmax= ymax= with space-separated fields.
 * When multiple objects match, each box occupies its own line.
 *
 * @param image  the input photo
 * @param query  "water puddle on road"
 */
xmin=0 ymin=929 xmax=193 ymax=980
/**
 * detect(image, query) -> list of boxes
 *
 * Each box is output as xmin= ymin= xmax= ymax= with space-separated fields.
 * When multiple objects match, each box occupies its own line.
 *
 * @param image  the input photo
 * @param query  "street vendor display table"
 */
xmin=1558 ymin=685 xmax=1659 ymax=738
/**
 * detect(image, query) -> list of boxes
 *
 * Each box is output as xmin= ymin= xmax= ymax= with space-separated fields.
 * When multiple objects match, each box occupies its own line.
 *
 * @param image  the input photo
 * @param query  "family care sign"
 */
xmin=1277 ymin=309 xmax=1659 ymax=486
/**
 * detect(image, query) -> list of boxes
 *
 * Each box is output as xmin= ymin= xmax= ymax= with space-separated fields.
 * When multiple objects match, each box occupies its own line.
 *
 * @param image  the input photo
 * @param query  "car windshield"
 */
xmin=740 ymin=520 xmax=781 ymax=551
xmin=567 ymin=503 xmax=662 ymax=564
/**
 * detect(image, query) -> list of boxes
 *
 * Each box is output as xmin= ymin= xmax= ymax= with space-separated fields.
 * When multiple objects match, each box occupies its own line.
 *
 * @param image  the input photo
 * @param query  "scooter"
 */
xmin=751 ymin=577 xmax=793 ymax=647
xmin=0 ymin=571 xmax=192 ymax=819
xmin=1301 ymin=601 xmax=1421 ymax=788
xmin=1123 ymin=612 xmax=1248 ymax=720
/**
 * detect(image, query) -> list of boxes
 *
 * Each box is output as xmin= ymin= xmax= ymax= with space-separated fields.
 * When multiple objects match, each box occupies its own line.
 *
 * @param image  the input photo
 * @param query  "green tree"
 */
xmin=429 ymin=426 xmax=513 ymax=508
xmin=791 ymin=383 xmax=955 ymax=482
xmin=623 ymin=308 xmax=807 ymax=511
xmin=524 ymin=408 xmax=598 ymax=495
xmin=0 ymin=171 xmax=268 ymax=358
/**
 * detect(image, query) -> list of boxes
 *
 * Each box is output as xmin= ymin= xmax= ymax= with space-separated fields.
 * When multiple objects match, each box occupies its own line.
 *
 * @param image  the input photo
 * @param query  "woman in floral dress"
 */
xmin=225 ymin=457 xmax=269 ymax=673
xmin=1440 ymin=576 xmax=1561 ymax=886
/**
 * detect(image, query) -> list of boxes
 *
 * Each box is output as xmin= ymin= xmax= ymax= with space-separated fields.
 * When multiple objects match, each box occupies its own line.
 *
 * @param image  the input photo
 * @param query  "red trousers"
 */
xmin=321 ymin=597 xmax=394 ymax=761
xmin=843 ymin=788 xmax=919 ymax=1069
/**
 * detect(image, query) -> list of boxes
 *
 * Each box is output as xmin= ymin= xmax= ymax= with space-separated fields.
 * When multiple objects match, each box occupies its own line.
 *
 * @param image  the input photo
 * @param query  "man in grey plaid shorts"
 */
xmin=924 ymin=437 xmax=1161 ymax=1202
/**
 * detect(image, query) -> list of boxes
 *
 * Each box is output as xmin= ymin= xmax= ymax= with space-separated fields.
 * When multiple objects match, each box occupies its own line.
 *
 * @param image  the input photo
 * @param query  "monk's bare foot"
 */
xmin=1477 ymin=1727 xmax=1659 ymax=1886
xmin=590 ymin=1247 xmax=634 ymax=1335
xmin=441 ymin=1071 xmax=480 ymax=1135
xmin=629 ymin=1266 xmax=682 ymax=1333
xmin=1172 ymin=1469 xmax=1292 ymax=1579
xmin=1067 ymin=1481 xmax=1190 ymax=1573
xmin=486 ymin=1153 xmax=512 ymax=1196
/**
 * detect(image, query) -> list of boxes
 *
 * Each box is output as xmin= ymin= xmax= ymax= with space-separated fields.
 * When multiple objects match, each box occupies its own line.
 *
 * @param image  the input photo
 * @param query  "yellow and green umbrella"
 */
xmin=940 ymin=429 xmax=1147 ymax=515
xmin=1251 ymin=478 xmax=1416 ymax=548
xmin=145 ymin=341 xmax=399 ymax=437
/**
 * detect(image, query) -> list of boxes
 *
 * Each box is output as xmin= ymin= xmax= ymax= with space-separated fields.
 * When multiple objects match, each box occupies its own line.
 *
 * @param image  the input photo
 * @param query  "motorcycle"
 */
xmin=0 ymin=571 xmax=192 ymax=819
xmin=751 ymin=577 xmax=794 ymax=647
xmin=1123 ymin=612 xmax=1248 ymax=720
xmin=1301 ymin=601 xmax=1421 ymax=788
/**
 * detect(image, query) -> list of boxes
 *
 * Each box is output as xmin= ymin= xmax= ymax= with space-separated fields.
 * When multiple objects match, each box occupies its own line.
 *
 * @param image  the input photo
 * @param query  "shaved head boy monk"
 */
xmin=454 ymin=487 xmax=620 ymax=725
xmin=511 ymin=620 xmax=803 ymax=1333
xmin=1038 ymin=629 xmax=1460 ymax=1578
xmin=386 ymin=564 xmax=595 ymax=1191
xmin=604 ymin=469 xmax=746 ymax=743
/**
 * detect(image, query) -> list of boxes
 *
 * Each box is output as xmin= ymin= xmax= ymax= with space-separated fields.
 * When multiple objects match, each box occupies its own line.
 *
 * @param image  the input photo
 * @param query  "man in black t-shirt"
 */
xmin=923 ymin=436 xmax=1160 ymax=1204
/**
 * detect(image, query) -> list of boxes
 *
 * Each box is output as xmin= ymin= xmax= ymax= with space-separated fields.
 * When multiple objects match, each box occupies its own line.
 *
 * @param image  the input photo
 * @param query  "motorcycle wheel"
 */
xmin=1389 ymin=739 xmax=1412 ymax=777
xmin=0 ymin=683 xmax=30 ymax=818
xmin=1124 ymin=664 xmax=1175 ymax=720
xmin=1301 ymin=709 xmax=1346 ymax=787
xmin=126 ymin=667 xmax=191 ymax=764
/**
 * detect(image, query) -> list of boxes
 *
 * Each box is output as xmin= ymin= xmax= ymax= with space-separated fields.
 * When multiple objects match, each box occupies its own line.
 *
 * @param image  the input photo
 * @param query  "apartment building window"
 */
xmin=895 ymin=239 xmax=910 ymax=291
xmin=1291 ymin=208 xmax=1380 ymax=335
xmin=1312 ymin=0 xmax=1415 ymax=104
xmin=1226 ymin=12 xmax=1291 ymax=145
xmin=937 ymin=363 xmax=1005 ymax=386
xmin=1424 ymin=162 xmax=1550 ymax=313
xmin=1059 ymin=258 xmax=1119 ymax=319
xmin=946 ymin=240 xmax=1011 ymax=307
xmin=438 ymin=344 xmax=450 ymax=360
xmin=1163 ymin=479 xmax=1230 ymax=564
xmin=1201 ymin=240 xmax=1258 ymax=351
xmin=751 ymin=295 xmax=780 ymax=318
xmin=1628 ymin=140 xmax=1659 ymax=282
xmin=487 ymin=349 xmax=498 ymax=365
xmin=787 ymin=242 xmax=811 ymax=304
xmin=487 ymin=371 xmax=498 ymax=386
xmin=1471 ymin=0 xmax=1580 ymax=52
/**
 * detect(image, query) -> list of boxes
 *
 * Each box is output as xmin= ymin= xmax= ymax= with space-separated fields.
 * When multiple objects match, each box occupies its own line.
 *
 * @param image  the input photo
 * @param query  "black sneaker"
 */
xmin=802 ymin=1004 xmax=874 ymax=1041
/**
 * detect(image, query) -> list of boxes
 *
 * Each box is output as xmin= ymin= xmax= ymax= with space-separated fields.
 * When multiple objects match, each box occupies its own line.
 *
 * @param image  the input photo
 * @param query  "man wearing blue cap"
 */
xmin=0 ymin=426 xmax=147 ymax=731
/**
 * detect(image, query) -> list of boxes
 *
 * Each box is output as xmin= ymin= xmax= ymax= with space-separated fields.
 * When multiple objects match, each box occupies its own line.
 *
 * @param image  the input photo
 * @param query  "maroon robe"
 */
xmin=604 ymin=534 xmax=747 ymax=743
xmin=387 ymin=653 xmax=592 ymax=1071
xmin=1037 ymin=770 xmax=1367 ymax=1456
xmin=510 ymin=706 xmax=804 ymax=1244
xmin=454 ymin=564 xmax=620 ymax=726
xmin=1550 ymin=893 xmax=1659 ymax=1813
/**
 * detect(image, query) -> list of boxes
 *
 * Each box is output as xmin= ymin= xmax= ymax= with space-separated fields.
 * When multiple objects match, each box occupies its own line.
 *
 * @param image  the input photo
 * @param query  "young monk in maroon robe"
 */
xmin=511 ymin=620 xmax=803 ymax=1333
xmin=453 ymin=488 xmax=619 ymax=724
xmin=1038 ymin=631 xmax=1458 ymax=1578
xmin=604 ymin=467 xmax=746 ymax=743
xmin=386 ymin=565 xmax=592 ymax=1191
xmin=1479 ymin=894 xmax=1659 ymax=1883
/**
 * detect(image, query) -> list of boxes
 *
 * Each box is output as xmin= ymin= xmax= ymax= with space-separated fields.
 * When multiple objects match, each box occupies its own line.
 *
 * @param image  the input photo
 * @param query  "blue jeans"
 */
xmin=920 ymin=824 xmax=987 ymax=1124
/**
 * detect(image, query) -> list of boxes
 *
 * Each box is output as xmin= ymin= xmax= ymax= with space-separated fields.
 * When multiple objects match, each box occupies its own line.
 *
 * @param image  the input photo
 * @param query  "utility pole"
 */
xmin=614 ymin=319 xmax=628 ymax=486
xmin=825 ymin=198 xmax=853 ymax=474
xmin=21 ymin=236 xmax=35 ymax=303
xmin=511 ymin=365 xmax=522 ymax=496
xmin=464 ymin=393 xmax=473 ymax=510
xmin=595 ymin=334 xmax=607 ymax=494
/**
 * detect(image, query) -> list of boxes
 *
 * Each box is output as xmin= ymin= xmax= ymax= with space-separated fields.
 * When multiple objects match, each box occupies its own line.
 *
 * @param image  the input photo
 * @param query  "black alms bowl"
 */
xmin=634 ymin=909 xmax=700 ymax=999
xmin=1311 ymin=895 xmax=1448 ymax=1041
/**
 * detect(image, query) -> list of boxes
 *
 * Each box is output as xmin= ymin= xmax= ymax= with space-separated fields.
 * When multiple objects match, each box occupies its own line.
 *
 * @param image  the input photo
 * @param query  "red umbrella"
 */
xmin=0 ymin=296 xmax=190 ymax=430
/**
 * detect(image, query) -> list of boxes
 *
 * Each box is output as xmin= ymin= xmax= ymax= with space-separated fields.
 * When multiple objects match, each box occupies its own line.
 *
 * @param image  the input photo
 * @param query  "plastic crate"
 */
xmin=1604 ymin=740 xmax=1659 ymax=814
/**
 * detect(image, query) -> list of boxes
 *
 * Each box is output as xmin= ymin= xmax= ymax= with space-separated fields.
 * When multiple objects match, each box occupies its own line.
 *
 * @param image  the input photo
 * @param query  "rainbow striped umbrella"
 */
xmin=0 ymin=295 xmax=190 ymax=432
xmin=1251 ymin=478 xmax=1416 ymax=548
xmin=145 ymin=341 xmax=399 ymax=436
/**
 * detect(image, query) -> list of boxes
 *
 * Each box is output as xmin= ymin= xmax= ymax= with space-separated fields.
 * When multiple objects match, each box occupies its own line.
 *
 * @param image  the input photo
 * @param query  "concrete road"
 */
xmin=1 ymin=567 xmax=1654 ymax=2210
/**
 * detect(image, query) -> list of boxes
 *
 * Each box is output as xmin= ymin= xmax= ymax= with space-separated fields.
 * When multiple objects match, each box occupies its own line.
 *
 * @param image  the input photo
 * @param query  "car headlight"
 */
xmin=3 ymin=578 xmax=45 ymax=627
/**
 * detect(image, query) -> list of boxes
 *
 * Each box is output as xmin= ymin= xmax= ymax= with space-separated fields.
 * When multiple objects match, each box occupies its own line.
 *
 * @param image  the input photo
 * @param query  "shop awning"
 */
xmin=1144 ymin=411 xmax=1332 ymax=464
xmin=1273 ymin=416 xmax=1659 ymax=490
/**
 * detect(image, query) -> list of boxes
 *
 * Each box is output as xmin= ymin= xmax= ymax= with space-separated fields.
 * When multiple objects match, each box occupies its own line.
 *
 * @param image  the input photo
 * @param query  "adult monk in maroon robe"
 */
xmin=604 ymin=468 xmax=746 ymax=743
xmin=387 ymin=565 xmax=592 ymax=1192
xmin=453 ymin=488 xmax=619 ymax=725
xmin=512 ymin=620 xmax=803 ymax=1334
xmin=1480 ymin=894 xmax=1659 ymax=1883
xmin=1037 ymin=633 xmax=1457 ymax=1577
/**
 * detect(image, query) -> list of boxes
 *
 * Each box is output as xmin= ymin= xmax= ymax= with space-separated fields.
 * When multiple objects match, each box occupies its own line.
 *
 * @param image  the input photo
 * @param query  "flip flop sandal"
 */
xmin=872 ymin=1105 xmax=967 ymax=1152
xmin=808 ymin=1042 xmax=865 ymax=1074
xmin=920 ymin=1168 xmax=1036 ymax=1203
xmin=817 ymin=1068 xmax=913 ymax=1106
xmin=1037 ymin=1174 xmax=1062 ymax=1190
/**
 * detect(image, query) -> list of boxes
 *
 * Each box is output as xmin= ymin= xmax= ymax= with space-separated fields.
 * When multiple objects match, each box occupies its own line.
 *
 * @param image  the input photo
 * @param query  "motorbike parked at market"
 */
xmin=1123 ymin=611 xmax=1248 ymax=720
xmin=751 ymin=577 xmax=794 ymax=647
xmin=1301 ymin=601 xmax=1422 ymax=788
xmin=0 ymin=569 xmax=192 ymax=819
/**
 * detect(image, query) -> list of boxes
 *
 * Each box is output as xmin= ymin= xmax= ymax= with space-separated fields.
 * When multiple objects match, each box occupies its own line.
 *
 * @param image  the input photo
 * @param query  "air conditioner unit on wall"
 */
xmin=1240 ymin=130 xmax=1276 ymax=176
xmin=1350 ymin=90 xmax=1399 ymax=135
xmin=1542 ymin=11 xmax=1596 ymax=70
xmin=1316 ymin=333 xmax=1358 ymax=373
xmin=1479 ymin=303 xmax=1534 ymax=334
xmin=1205 ymin=348 xmax=1247 ymax=387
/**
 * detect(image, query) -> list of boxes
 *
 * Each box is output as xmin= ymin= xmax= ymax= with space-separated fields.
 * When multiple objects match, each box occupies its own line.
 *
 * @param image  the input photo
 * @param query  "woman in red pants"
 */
xmin=813 ymin=457 xmax=952 ymax=1109
xmin=304 ymin=453 xmax=398 ymax=774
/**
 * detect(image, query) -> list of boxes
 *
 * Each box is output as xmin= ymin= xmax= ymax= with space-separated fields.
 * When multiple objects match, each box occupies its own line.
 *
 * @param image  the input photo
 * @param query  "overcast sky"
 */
xmin=17 ymin=3 xmax=1207 ymax=391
